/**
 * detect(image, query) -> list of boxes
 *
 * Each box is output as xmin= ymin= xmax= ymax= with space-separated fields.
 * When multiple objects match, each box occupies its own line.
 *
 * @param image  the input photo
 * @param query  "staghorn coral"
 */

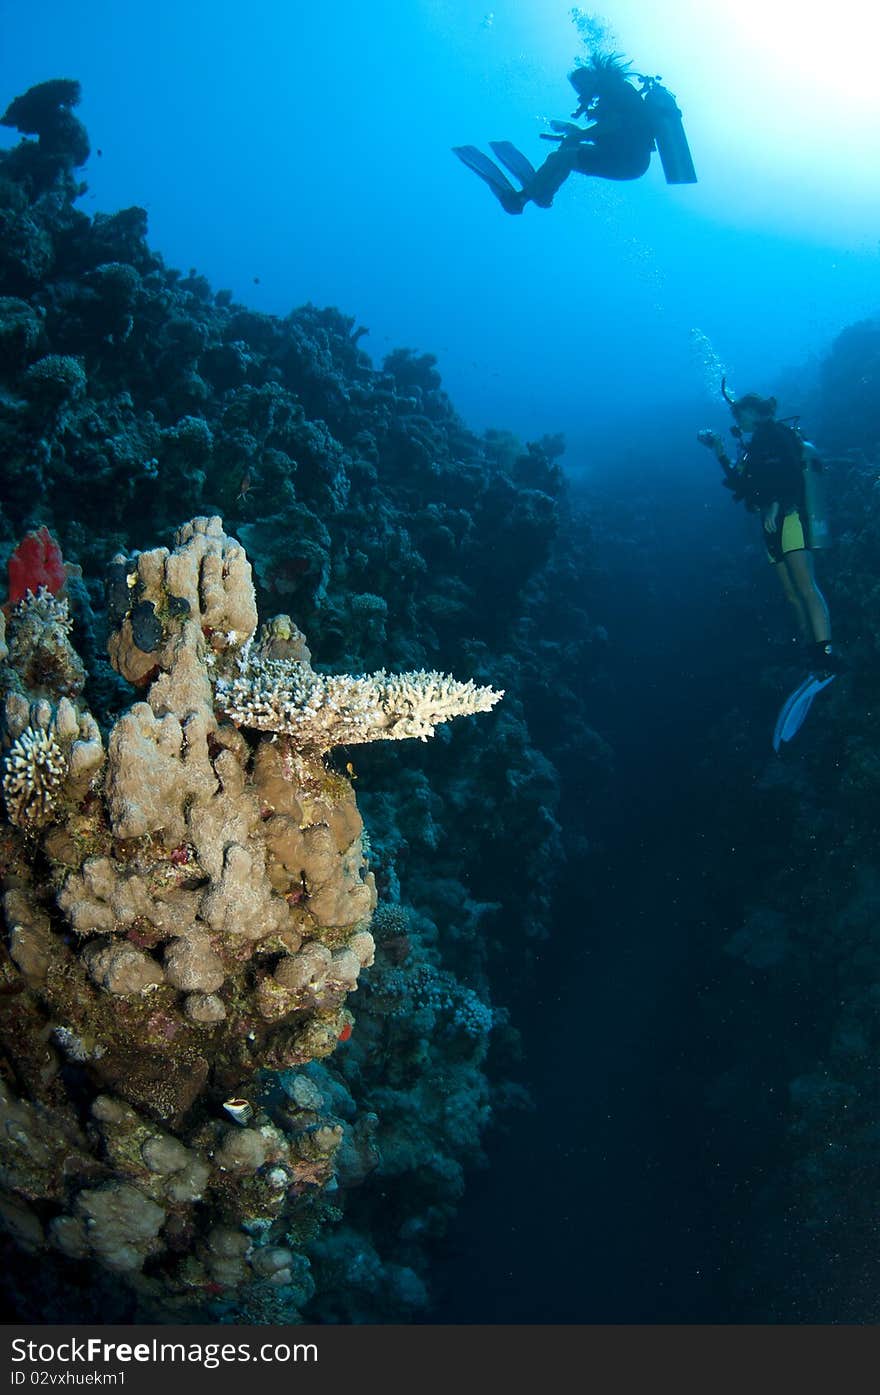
xmin=0 ymin=516 xmax=504 ymax=1320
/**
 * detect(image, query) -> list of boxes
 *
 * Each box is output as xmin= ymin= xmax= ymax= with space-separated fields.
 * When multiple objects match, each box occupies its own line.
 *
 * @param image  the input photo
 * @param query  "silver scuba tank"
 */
xmin=641 ymin=80 xmax=697 ymax=184
xmin=803 ymin=449 xmax=831 ymax=548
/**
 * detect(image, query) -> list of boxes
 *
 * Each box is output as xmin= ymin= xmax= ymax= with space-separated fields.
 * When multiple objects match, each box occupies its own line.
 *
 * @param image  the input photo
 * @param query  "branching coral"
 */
xmin=215 ymin=643 xmax=504 ymax=753
xmin=1 ymin=693 xmax=102 ymax=829
xmin=3 ymin=587 xmax=86 ymax=697
xmin=2 ymin=720 xmax=67 ymax=826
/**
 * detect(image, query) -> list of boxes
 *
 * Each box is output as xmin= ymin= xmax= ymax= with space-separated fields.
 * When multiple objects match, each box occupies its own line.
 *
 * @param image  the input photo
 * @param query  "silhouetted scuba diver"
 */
xmin=453 ymin=54 xmax=697 ymax=214
xmin=697 ymin=382 xmax=842 ymax=750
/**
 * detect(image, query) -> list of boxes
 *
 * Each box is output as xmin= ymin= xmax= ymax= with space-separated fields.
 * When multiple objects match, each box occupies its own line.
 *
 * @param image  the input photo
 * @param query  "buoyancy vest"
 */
xmin=724 ymin=421 xmax=807 ymax=512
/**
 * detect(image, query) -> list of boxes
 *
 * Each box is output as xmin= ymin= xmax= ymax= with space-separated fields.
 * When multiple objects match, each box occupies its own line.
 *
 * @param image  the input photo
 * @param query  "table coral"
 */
xmin=216 ymin=647 xmax=503 ymax=753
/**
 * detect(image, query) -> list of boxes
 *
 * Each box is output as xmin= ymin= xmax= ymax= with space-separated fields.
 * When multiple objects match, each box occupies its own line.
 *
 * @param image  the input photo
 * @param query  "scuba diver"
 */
xmin=697 ymin=385 xmax=842 ymax=750
xmin=453 ymin=54 xmax=697 ymax=214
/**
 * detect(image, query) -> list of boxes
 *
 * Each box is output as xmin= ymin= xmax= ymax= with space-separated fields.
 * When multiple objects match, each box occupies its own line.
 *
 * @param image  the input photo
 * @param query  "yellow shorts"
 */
xmin=766 ymin=508 xmax=807 ymax=564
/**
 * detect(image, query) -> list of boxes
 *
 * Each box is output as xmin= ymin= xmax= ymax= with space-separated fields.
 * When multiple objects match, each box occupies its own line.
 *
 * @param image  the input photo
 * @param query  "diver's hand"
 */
xmin=762 ymin=503 xmax=780 ymax=533
xmin=549 ymin=118 xmax=597 ymax=142
xmin=697 ymin=429 xmax=725 ymax=459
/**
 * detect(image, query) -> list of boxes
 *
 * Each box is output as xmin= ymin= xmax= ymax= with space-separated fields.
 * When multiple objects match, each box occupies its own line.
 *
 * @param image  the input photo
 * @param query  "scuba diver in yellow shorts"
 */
xmin=698 ymin=385 xmax=842 ymax=748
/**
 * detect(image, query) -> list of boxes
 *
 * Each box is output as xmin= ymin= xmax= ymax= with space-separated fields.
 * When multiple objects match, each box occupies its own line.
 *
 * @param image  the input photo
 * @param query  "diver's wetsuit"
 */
xmin=527 ymin=80 xmax=655 ymax=206
xmin=729 ymin=421 xmax=813 ymax=563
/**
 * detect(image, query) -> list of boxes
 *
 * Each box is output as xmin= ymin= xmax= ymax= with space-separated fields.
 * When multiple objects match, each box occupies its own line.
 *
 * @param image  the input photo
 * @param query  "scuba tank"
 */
xmin=639 ymin=77 xmax=697 ymax=184
xmin=803 ymin=449 xmax=831 ymax=548
xmin=774 ymin=410 xmax=831 ymax=549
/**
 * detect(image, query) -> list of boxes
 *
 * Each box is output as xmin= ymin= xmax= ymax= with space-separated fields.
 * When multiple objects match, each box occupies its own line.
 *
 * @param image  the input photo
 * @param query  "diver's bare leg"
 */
xmin=781 ymin=549 xmax=831 ymax=644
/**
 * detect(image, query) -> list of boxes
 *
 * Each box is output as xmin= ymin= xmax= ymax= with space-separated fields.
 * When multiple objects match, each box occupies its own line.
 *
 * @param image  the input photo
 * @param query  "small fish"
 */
xmin=223 ymin=1098 xmax=253 ymax=1125
xmin=236 ymin=469 xmax=257 ymax=503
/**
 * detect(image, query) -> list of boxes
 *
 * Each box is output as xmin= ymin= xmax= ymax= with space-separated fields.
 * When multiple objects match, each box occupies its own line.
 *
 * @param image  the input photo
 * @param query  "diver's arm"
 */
xmin=697 ymin=429 xmax=733 ymax=474
xmin=801 ymin=440 xmax=822 ymax=469
xmin=762 ymin=502 xmax=780 ymax=533
xmin=545 ymin=119 xmax=597 ymax=144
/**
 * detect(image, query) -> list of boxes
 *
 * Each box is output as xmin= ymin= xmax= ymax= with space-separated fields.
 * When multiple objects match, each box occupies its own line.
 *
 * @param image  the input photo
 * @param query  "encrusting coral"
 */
xmin=0 ymin=515 xmax=503 ymax=1317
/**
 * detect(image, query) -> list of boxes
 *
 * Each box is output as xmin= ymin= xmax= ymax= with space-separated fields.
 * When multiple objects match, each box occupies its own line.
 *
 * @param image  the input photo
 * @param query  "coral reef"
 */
xmin=814 ymin=316 xmax=880 ymax=456
xmin=0 ymin=77 xmax=611 ymax=1322
xmin=0 ymin=78 xmax=89 ymax=198
xmin=0 ymin=516 xmax=503 ymax=1318
xmin=0 ymin=73 xmax=594 ymax=975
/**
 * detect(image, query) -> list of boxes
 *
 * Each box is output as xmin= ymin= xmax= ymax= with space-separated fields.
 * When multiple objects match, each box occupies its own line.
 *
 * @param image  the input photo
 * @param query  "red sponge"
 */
xmin=7 ymin=526 xmax=66 ymax=606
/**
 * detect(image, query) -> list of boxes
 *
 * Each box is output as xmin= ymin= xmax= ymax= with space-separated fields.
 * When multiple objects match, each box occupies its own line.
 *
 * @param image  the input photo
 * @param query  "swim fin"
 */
xmin=772 ymin=672 xmax=836 ymax=753
xmin=452 ymin=145 xmax=524 ymax=211
xmin=488 ymin=140 xmax=537 ymax=187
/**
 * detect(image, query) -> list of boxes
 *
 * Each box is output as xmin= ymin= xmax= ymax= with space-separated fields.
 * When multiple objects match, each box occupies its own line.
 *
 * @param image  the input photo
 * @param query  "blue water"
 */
xmin=1 ymin=0 xmax=878 ymax=1325
xmin=1 ymin=0 xmax=876 ymax=461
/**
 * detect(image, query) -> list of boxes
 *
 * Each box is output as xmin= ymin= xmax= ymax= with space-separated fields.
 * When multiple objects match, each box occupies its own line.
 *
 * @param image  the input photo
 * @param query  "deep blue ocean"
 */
xmin=3 ymin=0 xmax=876 ymax=458
xmin=1 ymin=0 xmax=879 ymax=1327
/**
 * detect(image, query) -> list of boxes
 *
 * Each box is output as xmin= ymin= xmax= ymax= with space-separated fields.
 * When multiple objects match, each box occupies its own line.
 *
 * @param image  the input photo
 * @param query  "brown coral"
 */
xmin=0 ymin=516 xmax=502 ymax=1315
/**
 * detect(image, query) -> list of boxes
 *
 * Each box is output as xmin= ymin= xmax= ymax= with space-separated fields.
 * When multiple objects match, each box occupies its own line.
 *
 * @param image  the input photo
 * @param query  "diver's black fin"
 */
xmin=488 ymin=141 xmax=537 ymax=187
xmin=452 ymin=145 xmax=522 ymax=208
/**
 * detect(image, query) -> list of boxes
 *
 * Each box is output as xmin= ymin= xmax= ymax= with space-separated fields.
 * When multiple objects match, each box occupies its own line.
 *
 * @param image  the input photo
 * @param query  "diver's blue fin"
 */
xmin=772 ymin=672 xmax=836 ymax=753
xmin=488 ymin=141 xmax=537 ymax=187
xmin=452 ymin=145 xmax=521 ymax=207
